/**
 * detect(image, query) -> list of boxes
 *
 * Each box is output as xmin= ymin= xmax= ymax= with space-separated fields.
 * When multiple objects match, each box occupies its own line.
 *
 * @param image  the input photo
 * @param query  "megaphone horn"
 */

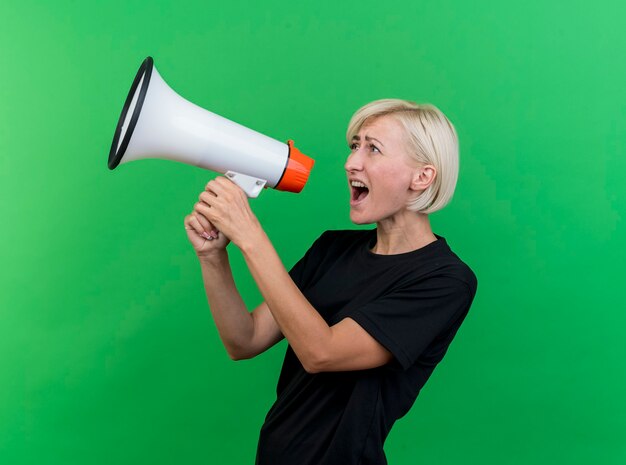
xmin=108 ymin=57 xmax=314 ymax=198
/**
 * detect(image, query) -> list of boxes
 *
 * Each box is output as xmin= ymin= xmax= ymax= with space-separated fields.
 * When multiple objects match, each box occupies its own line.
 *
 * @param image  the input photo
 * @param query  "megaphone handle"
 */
xmin=225 ymin=171 xmax=267 ymax=198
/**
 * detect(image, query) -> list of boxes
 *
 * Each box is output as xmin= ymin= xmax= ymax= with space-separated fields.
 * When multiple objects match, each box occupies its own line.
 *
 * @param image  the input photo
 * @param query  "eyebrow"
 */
xmin=351 ymin=135 xmax=385 ymax=147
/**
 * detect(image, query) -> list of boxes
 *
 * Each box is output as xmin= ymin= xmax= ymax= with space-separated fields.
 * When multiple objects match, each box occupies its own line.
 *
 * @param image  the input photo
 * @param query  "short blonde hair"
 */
xmin=346 ymin=99 xmax=459 ymax=214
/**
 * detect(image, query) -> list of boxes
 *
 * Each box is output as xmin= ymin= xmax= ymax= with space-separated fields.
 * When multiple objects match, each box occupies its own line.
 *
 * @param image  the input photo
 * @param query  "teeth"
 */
xmin=350 ymin=181 xmax=367 ymax=188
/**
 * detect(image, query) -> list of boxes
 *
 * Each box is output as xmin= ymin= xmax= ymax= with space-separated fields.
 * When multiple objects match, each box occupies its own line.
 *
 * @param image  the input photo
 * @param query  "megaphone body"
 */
xmin=109 ymin=57 xmax=314 ymax=197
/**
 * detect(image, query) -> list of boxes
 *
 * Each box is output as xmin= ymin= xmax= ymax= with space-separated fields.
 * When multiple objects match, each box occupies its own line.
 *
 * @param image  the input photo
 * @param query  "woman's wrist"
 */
xmin=197 ymin=248 xmax=229 ymax=266
xmin=238 ymin=226 xmax=270 ymax=257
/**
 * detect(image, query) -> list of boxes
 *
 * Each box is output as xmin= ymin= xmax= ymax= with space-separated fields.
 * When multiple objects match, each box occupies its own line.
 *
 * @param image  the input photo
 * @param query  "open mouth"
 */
xmin=350 ymin=180 xmax=370 ymax=204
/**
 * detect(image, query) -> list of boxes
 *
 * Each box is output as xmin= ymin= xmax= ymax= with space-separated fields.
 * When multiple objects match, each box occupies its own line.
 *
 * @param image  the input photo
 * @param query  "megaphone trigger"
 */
xmin=225 ymin=171 xmax=267 ymax=198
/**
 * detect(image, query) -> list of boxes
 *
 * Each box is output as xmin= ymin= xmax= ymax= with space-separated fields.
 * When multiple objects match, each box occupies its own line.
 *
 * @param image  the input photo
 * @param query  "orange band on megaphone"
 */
xmin=275 ymin=140 xmax=315 ymax=193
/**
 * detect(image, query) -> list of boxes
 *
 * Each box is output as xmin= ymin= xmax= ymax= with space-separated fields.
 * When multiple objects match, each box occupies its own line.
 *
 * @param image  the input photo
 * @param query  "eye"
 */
xmin=369 ymin=144 xmax=380 ymax=153
xmin=349 ymin=142 xmax=359 ymax=151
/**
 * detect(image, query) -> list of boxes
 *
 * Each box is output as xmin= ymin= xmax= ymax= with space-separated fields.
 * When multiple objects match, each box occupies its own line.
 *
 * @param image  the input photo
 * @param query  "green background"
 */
xmin=1 ymin=0 xmax=624 ymax=463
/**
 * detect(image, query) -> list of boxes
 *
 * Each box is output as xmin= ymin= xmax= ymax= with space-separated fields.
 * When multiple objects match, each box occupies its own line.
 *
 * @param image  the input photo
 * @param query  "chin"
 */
xmin=349 ymin=211 xmax=376 ymax=225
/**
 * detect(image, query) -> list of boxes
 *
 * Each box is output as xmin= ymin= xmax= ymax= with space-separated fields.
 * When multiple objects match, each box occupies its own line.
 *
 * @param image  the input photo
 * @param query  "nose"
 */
xmin=344 ymin=148 xmax=363 ymax=173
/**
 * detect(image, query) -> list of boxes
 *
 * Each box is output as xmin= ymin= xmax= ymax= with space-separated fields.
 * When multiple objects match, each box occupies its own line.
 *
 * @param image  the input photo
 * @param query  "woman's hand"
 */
xmin=192 ymin=176 xmax=264 ymax=250
xmin=184 ymin=191 xmax=230 ymax=258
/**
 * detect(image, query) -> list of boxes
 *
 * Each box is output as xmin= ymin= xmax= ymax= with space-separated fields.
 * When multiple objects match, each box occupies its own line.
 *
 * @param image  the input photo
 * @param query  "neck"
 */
xmin=372 ymin=210 xmax=437 ymax=255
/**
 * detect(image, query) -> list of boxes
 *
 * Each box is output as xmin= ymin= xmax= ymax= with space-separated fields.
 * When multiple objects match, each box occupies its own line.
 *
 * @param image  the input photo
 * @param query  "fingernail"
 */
xmin=210 ymin=230 xmax=219 ymax=238
xmin=201 ymin=232 xmax=211 ymax=239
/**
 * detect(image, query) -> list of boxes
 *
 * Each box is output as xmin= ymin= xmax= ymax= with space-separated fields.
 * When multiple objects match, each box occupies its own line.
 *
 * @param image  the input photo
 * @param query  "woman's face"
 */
xmin=345 ymin=115 xmax=421 ymax=225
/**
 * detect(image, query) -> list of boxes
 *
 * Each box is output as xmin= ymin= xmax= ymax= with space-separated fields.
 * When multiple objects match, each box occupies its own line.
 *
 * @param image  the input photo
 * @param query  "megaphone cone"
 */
xmin=108 ymin=57 xmax=314 ymax=197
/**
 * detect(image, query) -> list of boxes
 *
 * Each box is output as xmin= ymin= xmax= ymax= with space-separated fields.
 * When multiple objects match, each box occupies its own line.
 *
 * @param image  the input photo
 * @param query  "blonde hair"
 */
xmin=346 ymin=99 xmax=459 ymax=214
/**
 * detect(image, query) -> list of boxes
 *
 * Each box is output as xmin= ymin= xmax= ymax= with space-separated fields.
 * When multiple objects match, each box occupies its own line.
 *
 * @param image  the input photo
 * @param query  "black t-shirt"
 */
xmin=256 ymin=229 xmax=477 ymax=465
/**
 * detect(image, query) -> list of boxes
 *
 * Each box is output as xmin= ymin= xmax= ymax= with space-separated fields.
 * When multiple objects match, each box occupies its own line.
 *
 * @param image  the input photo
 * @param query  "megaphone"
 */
xmin=108 ymin=57 xmax=314 ymax=198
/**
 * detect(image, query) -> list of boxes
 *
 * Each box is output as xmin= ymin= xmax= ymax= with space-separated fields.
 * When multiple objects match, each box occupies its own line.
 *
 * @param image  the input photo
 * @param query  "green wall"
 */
xmin=1 ymin=1 xmax=624 ymax=463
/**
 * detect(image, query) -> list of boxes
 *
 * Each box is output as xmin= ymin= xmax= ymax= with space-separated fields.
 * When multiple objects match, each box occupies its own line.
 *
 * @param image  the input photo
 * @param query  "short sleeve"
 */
xmin=347 ymin=276 xmax=474 ymax=370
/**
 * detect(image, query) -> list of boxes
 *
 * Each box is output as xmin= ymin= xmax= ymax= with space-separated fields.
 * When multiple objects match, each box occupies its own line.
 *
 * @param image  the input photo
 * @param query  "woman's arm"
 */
xmin=240 ymin=231 xmax=393 ymax=372
xmin=197 ymin=252 xmax=283 ymax=360
xmin=195 ymin=177 xmax=393 ymax=373
xmin=185 ymin=199 xmax=282 ymax=360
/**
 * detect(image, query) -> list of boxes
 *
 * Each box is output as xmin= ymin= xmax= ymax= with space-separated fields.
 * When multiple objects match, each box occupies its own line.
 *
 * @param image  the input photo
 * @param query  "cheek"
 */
xmin=375 ymin=167 xmax=412 ymax=196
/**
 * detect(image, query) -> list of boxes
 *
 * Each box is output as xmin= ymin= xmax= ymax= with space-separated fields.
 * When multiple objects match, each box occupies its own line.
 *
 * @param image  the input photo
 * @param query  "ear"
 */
xmin=410 ymin=164 xmax=437 ymax=192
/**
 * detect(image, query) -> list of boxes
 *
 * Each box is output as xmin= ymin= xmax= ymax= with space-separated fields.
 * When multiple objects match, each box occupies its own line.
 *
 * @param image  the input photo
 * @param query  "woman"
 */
xmin=184 ymin=99 xmax=477 ymax=465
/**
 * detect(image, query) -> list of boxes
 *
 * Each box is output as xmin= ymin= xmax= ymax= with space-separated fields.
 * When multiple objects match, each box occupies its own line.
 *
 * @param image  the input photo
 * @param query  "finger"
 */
xmin=194 ymin=212 xmax=219 ymax=238
xmin=194 ymin=200 xmax=213 ymax=217
xmin=216 ymin=175 xmax=239 ymax=193
xmin=207 ymin=181 xmax=238 ymax=209
xmin=218 ymin=175 xmax=247 ymax=197
xmin=194 ymin=202 xmax=221 ymax=236
xmin=193 ymin=211 xmax=211 ymax=231
xmin=205 ymin=178 xmax=224 ymax=194
xmin=184 ymin=214 xmax=198 ymax=232
xmin=198 ymin=186 xmax=228 ymax=215
xmin=185 ymin=214 xmax=209 ymax=239
xmin=203 ymin=185 xmax=218 ymax=196
xmin=205 ymin=177 xmax=231 ymax=197
xmin=199 ymin=191 xmax=216 ymax=204
xmin=199 ymin=185 xmax=225 ymax=209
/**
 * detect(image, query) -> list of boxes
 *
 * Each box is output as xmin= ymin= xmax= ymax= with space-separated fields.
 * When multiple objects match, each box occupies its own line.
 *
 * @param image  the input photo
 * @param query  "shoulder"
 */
xmin=425 ymin=237 xmax=478 ymax=298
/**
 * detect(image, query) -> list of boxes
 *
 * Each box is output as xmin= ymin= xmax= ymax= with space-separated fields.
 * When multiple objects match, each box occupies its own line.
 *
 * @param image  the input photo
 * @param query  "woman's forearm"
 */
xmin=197 ymin=251 xmax=255 ymax=359
xmin=239 ymin=231 xmax=333 ymax=372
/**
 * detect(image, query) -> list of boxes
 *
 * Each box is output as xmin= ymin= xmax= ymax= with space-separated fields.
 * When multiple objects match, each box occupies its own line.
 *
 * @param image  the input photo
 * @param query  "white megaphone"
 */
xmin=108 ymin=57 xmax=314 ymax=198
